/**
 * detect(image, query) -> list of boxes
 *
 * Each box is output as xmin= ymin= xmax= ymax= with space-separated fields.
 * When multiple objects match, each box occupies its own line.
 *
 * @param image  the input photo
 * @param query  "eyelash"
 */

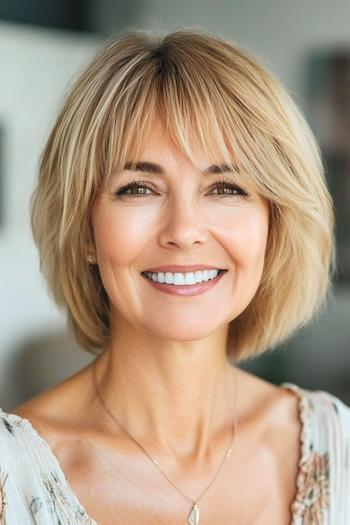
xmin=113 ymin=178 xmax=250 ymax=199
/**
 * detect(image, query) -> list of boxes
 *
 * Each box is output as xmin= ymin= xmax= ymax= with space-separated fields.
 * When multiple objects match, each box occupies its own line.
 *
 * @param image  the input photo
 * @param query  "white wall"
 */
xmin=0 ymin=22 xmax=101 ymax=410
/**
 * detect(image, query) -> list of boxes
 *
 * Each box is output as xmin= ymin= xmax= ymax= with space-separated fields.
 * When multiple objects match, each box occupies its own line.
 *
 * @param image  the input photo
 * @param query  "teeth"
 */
xmin=144 ymin=269 xmax=221 ymax=285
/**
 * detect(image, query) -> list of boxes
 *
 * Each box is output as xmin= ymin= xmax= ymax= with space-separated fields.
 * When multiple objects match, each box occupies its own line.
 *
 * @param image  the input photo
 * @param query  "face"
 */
xmin=91 ymin=119 xmax=269 ymax=343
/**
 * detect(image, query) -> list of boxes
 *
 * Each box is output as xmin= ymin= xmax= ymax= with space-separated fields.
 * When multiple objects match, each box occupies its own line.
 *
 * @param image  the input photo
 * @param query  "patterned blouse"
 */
xmin=0 ymin=382 xmax=349 ymax=524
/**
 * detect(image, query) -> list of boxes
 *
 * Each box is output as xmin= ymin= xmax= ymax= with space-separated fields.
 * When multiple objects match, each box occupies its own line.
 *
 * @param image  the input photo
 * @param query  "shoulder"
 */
xmin=0 ymin=407 xmax=41 ymax=472
xmin=0 ymin=407 xmax=90 ymax=523
xmin=0 ymin=404 xmax=63 ymax=483
xmin=281 ymin=382 xmax=350 ymax=442
xmin=296 ymin=384 xmax=350 ymax=435
xmin=0 ymin=406 xmax=43 ymax=520
xmin=284 ymin=386 xmax=350 ymax=490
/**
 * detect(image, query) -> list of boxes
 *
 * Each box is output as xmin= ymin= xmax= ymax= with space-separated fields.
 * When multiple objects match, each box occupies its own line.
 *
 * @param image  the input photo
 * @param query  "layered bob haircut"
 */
xmin=31 ymin=27 xmax=335 ymax=363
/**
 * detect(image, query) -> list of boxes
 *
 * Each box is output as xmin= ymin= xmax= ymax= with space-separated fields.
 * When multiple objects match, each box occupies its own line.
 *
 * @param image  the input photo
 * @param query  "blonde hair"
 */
xmin=31 ymin=27 xmax=335 ymax=363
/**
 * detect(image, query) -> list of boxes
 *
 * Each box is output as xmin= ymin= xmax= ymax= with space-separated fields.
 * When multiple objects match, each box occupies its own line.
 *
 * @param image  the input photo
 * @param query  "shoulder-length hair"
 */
xmin=31 ymin=27 xmax=335 ymax=363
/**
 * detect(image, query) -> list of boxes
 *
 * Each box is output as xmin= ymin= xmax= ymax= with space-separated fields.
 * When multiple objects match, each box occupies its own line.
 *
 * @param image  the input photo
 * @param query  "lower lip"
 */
xmin=141 ymin=271 xmax=227 ymax=296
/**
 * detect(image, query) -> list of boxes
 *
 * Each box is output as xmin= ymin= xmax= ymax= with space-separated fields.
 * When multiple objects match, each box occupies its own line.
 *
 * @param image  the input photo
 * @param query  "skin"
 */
xmin=12 ymin=118 xmax=302 ymax=524
xmin=89 ymin=117 xmax=270 ymax=458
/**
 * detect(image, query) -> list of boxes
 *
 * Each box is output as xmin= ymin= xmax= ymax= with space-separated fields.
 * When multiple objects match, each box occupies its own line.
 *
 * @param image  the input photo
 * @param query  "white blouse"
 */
xmin=0 ymin=382 xmax=349 ymax=524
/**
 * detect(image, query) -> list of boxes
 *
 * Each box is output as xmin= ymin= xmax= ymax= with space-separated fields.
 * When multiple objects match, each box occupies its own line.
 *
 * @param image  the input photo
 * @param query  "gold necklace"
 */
xmin=92 ymin=357 xmax=238 ymax=525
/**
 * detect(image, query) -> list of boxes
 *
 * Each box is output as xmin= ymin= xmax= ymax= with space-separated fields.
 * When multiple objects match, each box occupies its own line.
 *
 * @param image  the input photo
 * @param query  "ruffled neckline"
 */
xmin=1 ymin=381 xmax=313 ymax=525
xmin=281 ymin=382 xmax=314 ymax=524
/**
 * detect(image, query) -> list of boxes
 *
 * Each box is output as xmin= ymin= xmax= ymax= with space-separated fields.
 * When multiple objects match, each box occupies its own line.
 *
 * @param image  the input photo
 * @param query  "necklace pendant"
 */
xmin=187 ymin=503 xmax=200 ymax=525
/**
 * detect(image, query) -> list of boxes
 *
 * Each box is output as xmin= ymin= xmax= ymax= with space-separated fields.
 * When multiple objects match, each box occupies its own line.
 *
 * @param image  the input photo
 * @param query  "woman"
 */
xmin=0 ymin=28 xmax=349 ymax=525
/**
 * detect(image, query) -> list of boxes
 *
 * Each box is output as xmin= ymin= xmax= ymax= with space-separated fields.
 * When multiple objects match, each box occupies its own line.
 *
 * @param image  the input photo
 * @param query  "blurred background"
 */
xmin=0 ymin=0 xmax=349 ymax=411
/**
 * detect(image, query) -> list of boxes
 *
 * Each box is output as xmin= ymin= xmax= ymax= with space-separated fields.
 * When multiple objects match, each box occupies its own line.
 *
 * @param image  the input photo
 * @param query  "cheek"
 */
xmin=92 ymin=203 xmax=154 ymax=267
xmin=214 ymin=205 xmax=269 ymax=269
xmin=92 ymin=198 xmax=269 ymax=273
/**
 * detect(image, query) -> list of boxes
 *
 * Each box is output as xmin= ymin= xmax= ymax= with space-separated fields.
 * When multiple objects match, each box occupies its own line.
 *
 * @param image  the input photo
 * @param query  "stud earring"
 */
xmin=87 ymin=253 xmax=95 ymax=264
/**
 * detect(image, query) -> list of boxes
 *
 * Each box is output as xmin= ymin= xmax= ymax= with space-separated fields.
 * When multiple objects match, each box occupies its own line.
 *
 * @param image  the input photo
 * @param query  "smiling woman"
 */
xmin=0 ymin=27 xmax=349 ymax=525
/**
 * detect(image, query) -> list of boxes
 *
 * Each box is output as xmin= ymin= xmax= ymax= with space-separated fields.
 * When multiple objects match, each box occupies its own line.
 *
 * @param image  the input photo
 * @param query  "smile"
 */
xmin=141 ymin=269 xmax=227 ymax=296
xmin=143 ymin=269 xmax=223 ymax=285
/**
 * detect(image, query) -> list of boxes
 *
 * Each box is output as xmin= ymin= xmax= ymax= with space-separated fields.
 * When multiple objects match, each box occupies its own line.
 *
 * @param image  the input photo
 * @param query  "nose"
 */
xmin=158 ymin=199 xmax=209 ymax=250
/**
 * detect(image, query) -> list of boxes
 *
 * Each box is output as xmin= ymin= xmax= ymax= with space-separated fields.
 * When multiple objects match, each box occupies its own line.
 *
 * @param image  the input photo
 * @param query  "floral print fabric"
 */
xmin=282 ymin=383 xmax=350 ymax=524
xmin=0 ymin=382 xmax=349 ymax=524
xmin=293 ymin=449 xmax=330 ymax=524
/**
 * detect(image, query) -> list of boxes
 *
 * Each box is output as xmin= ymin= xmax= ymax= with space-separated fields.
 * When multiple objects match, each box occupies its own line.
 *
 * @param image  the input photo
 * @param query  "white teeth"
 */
xmin=144 ymin=269 xmax=222 ymax=285
xmin=165 ymin=272 xmax=174 ymax=284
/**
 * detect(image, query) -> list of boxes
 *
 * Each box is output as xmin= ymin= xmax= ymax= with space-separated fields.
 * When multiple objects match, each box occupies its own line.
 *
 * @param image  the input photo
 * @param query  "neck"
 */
xmin=92 ymin=321 xmax=237 ymax=463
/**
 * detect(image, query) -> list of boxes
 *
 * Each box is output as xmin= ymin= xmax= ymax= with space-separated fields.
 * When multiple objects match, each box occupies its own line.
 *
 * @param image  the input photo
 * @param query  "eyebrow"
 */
xmin=122 ymin=161 xmax=240 ymax=175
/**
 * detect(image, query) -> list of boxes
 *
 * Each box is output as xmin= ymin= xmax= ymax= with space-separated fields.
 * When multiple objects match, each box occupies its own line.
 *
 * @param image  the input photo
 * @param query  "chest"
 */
xmin=58 ymin=436 xmax=299 ymax=525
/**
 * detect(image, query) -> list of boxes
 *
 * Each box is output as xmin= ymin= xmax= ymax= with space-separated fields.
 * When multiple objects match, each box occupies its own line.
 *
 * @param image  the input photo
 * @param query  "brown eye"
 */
xmin=211 ymin=180 xmax=250 ymax=197
xmin=114 ymin=181 xmax=155 ymax=198
xmin=113 ymin=179 xmax=250 ymax=199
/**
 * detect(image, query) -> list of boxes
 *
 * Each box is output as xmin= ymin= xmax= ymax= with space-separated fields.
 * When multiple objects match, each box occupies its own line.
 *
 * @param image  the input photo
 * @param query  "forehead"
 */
xmin=123 ymin=116 xmax=240 ymax=175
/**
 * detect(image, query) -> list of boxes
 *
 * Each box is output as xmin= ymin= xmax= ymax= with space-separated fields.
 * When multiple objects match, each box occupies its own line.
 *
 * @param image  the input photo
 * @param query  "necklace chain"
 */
xmin=92 ymin=356 xmax=238 ymax=522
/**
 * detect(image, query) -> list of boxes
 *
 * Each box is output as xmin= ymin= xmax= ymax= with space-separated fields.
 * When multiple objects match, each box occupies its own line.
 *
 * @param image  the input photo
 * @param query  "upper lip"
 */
xmin=143 ymin=265 xmax=227 ymax=273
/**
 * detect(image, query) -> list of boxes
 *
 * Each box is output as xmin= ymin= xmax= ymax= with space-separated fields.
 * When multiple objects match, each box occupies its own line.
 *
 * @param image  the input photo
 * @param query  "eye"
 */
xmin=113 ymin=180 xmax=156 ymax=198
xmin=209 ymin=179 xmax=250 ymax=197
xmin=113 ymin=178 xmax=250 ymax=199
